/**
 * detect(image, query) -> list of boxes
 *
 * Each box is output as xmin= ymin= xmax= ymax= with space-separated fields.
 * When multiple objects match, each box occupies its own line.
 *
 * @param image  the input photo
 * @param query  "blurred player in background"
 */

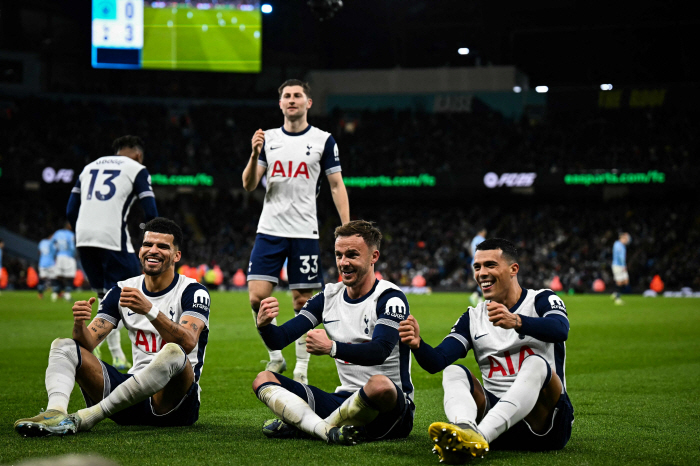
xmin=242 ymin=79 xmax=350 ymax=383
xmin=0 ymin=238 xmax=4 ymax=296
xmin=469 ymin=227 xmax=487 ymax=306
xmin=14 ymin=218 xmax=209 ymax=437
xmin=253 ymin=221 xmax=414 ymax=445
xmin=66 ymin=135 xmax=159 ymax=370
xmin=611 ymin=232 xmax=631 ymax=305
xmin=52 ymin=223 xmax=77 ymax=302
xmin=37 ymin=234 xmax=57 ymax=299
xmin=400 ymin=239 xmax=573 ymax=463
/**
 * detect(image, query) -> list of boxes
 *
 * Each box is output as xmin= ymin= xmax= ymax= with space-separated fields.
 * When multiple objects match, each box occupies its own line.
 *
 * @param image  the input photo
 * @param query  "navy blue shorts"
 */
xmin=269 ymin=372 xmax=415 ymax=441
xmin=484 ymin=389 xmax=574 ymax=451
xmin=78 ymin=246 xmax=142 ymax=292
xmin=80 ymin=360 xmax=200 ymax=427
xmin=248 ymin=234 xmax=324 ymax=290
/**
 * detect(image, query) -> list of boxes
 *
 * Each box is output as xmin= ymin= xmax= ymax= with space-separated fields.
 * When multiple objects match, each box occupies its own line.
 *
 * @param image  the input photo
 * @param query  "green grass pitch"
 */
xmin=142 ymin=6 xmax=261 ymax=72
xmin=1 ymin=291 xmax=699 ymax=465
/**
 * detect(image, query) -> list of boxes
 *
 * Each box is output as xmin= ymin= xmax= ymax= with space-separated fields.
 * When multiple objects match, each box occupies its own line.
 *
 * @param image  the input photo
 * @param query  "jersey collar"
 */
xmin=142 ymin=273 xmax=180 ymax=297
xmin=343 ymin=279 xmax=380 ymax=304
xmin=509 ymin=288 xmax=528 ymax=313
xmin=281 ymin=125 xmax=312 ymax=136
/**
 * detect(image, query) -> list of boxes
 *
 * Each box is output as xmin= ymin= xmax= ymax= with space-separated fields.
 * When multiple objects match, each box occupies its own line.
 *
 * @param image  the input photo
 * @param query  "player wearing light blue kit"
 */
xmin=38 ymin=236 xmax=57 ymax=299
xmin=400 ymin=239 xmax=573 ymax=463
xmin=611 ymin=232 xmax=631 ymax=305
xmin=52 ymin=224 xmax=77 ymax=302
xmin=252 ymin=221 xmax=414 ymax=445
xmin=243 ymin=79 xmax=350 ymax=383
xmin=14 ymin=218 xmax=210 ymax=437
xmin=67 ymin=135 xmax=159 ymax=369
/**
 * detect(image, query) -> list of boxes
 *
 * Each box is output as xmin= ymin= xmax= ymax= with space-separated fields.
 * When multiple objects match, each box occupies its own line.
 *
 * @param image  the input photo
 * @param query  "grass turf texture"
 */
xmin=1 ymin=292 xmax=699 ymax=465
xmin=142 ymin=6 xmax=261 ymax=72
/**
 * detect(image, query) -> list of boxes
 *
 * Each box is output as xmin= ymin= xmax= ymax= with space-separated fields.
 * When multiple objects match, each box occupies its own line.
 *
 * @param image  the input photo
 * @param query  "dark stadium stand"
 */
xmin=1 ymin=96 xmax=698 ymax=293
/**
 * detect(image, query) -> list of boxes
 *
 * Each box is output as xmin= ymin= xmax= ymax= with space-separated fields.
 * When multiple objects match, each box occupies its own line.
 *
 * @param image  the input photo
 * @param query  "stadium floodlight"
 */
xmin=458 ymin=47 xmax=470 ymax=55
xmin=262 ymin=4 xmax=273 ymax=14
xmin=535 ymin=86 xmax=549 ymax=93
xmin=600 ymin=84 xmax=613 ymax=91
xmin=513 ymin=86 xmax=522 ymax=93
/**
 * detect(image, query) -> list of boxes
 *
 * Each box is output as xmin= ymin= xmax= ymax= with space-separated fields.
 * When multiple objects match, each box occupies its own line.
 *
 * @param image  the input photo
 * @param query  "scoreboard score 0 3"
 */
xmin=92 ymin=0 xmax=144 ymax=69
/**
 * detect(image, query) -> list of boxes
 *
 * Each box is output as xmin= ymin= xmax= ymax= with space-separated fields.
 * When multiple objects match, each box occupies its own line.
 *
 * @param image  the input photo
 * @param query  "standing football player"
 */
xmin=253 ymin=220 xmax=414 ymax=445
xmin=242 ymin=79 xmax=350 ymax=383
xmin=66 ymin=135 xmax=159 ymax=370
xmin=399 ymin=239 xmax=573 ymax=463
xmin=611 ymin=232 xmax=631 ymax=305
xmin=14 ymin=218 xmax=209 ymax=437
xmin=51 ymin=223 xmax=77 ymax=302
xmin=37 ymin=234 xmax=57 ymax=299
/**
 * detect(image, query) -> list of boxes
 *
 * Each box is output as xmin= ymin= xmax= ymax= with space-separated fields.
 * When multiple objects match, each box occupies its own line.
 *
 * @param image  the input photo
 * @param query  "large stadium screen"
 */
xmin=92 ymin=1 xmax=262 ymax=72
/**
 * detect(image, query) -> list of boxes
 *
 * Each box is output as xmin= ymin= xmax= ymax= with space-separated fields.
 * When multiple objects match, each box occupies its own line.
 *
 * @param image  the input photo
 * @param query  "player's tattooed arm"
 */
xmin=72 ymin=297 xmax=115 ymax=351
xmin=151 ymin=314 xmax=205 ymax=353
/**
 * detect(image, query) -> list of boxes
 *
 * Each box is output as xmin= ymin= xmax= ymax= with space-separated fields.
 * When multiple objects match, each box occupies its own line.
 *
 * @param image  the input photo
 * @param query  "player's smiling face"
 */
xmin=473 ymin=249 xmax=518 ymax=303
xmin=139 ymin=231 xmax=181 ymax=276
xmin=335 ymin=234 xmax=379 ymax=291
xmin=279 ymin=85 xmax=312 ymax=121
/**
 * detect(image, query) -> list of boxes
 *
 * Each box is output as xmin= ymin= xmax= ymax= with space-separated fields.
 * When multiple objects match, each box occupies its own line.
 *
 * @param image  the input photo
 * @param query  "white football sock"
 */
xmin=257 ymin=383 xmax=331 ymax=440
xmin=252 ymin=309 xmax=283 ymax=361
xmin=443 ymin=365 xmax=478 ymax=425
xmin=477 ymin=356 xmax=549 ymax=443
xmin=76 ymin=343 xmax=187 ymax=431
xmin=324 ymin=390 xmax=379 ymax=427
xmin=293 ymin=310 xmax=310 ymax=375
xmin=45 ymin=338 xmax=81 ymax=414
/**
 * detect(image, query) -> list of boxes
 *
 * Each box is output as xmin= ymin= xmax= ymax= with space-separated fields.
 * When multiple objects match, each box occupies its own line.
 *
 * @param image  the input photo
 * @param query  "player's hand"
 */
xmin=487 ymin=301 xmax=521 ymax=330
xmin=119 ymin=287 xmax=153 ymax=315
xmin=72 ymin=297 xmax=96 ymax=323
xmin=399 ymin=315 xmax=421 ymax=349
xmin=306 ymin=329 xmax=333 ymax=355
xmin=251 ymin=129 xmax=265 ymax=158
xmin=257 ymin=297 xmax=279 ymax=327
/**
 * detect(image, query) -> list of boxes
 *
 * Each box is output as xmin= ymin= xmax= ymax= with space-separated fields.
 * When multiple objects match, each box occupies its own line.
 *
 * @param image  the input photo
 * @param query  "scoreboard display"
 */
xmin=91 ymin=1 xmax=262 ymax=72
xmin=92 ymin=0 xmax=144 ymax=68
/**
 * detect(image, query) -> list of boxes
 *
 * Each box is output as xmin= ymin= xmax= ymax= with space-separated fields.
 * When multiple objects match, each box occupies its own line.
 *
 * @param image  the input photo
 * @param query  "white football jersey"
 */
xmin=72 ymin=156 xmax=155 ymax=252
xmin=299 ymin=280 xmax=414 ymax=398
xmin=95 ymin=274 xmax=211 ymax=398
xmin=447 ymin=289 xmax=568 ymax=398
xmin=257 ymin=126 xmax=341 ymax=239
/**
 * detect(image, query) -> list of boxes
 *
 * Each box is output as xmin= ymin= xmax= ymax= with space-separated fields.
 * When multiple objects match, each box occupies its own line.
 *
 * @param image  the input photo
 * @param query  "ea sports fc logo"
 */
xmin=270 ymin=161 xmax=310 ymax=179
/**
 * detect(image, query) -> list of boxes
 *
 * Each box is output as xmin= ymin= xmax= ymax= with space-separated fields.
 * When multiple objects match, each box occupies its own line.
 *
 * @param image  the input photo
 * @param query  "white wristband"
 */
xmin=330 ymin=341 xmax=337 ymax=358
xmin=146 ymin=306 xmax=160 ymax=322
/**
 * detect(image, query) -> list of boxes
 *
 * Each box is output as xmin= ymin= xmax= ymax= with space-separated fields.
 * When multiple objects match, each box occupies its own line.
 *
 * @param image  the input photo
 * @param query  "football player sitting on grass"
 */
xmin=14 ymin=218 xmax=210 ymax=437
xmin=399 ymin=239 xmax=573 ymax=463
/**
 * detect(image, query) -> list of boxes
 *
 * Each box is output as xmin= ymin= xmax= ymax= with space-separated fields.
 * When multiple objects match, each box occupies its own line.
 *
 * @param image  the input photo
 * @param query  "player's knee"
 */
xmin=50 ymin=338 xmax=80 ymax=366
xmin=364 ymin=375 xmax=395 ymax=399
xmin=443 ymin=364 xmax=467 ymax=381
xmin=520 ymin=355 xmax=549 ymax=381
xmin=249 ymin=295 xmax=262 ymax=311
xmin=292 ymin=295 xmax=308 ymax=312
xmin=443 ymin=364 xmax=471 ymax=386
xmin=152 ymin=343 xmax=187 ymax=378
xmin=252 ymin=371 xmax=279 ymax=391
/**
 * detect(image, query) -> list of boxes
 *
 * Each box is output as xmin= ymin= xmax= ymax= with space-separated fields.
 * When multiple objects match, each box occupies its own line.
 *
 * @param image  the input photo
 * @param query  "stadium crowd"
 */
xmin=1 ymin=96 xmax=696 ymax=186
xmin=1 ymin=97 xmax=698 ymax=294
